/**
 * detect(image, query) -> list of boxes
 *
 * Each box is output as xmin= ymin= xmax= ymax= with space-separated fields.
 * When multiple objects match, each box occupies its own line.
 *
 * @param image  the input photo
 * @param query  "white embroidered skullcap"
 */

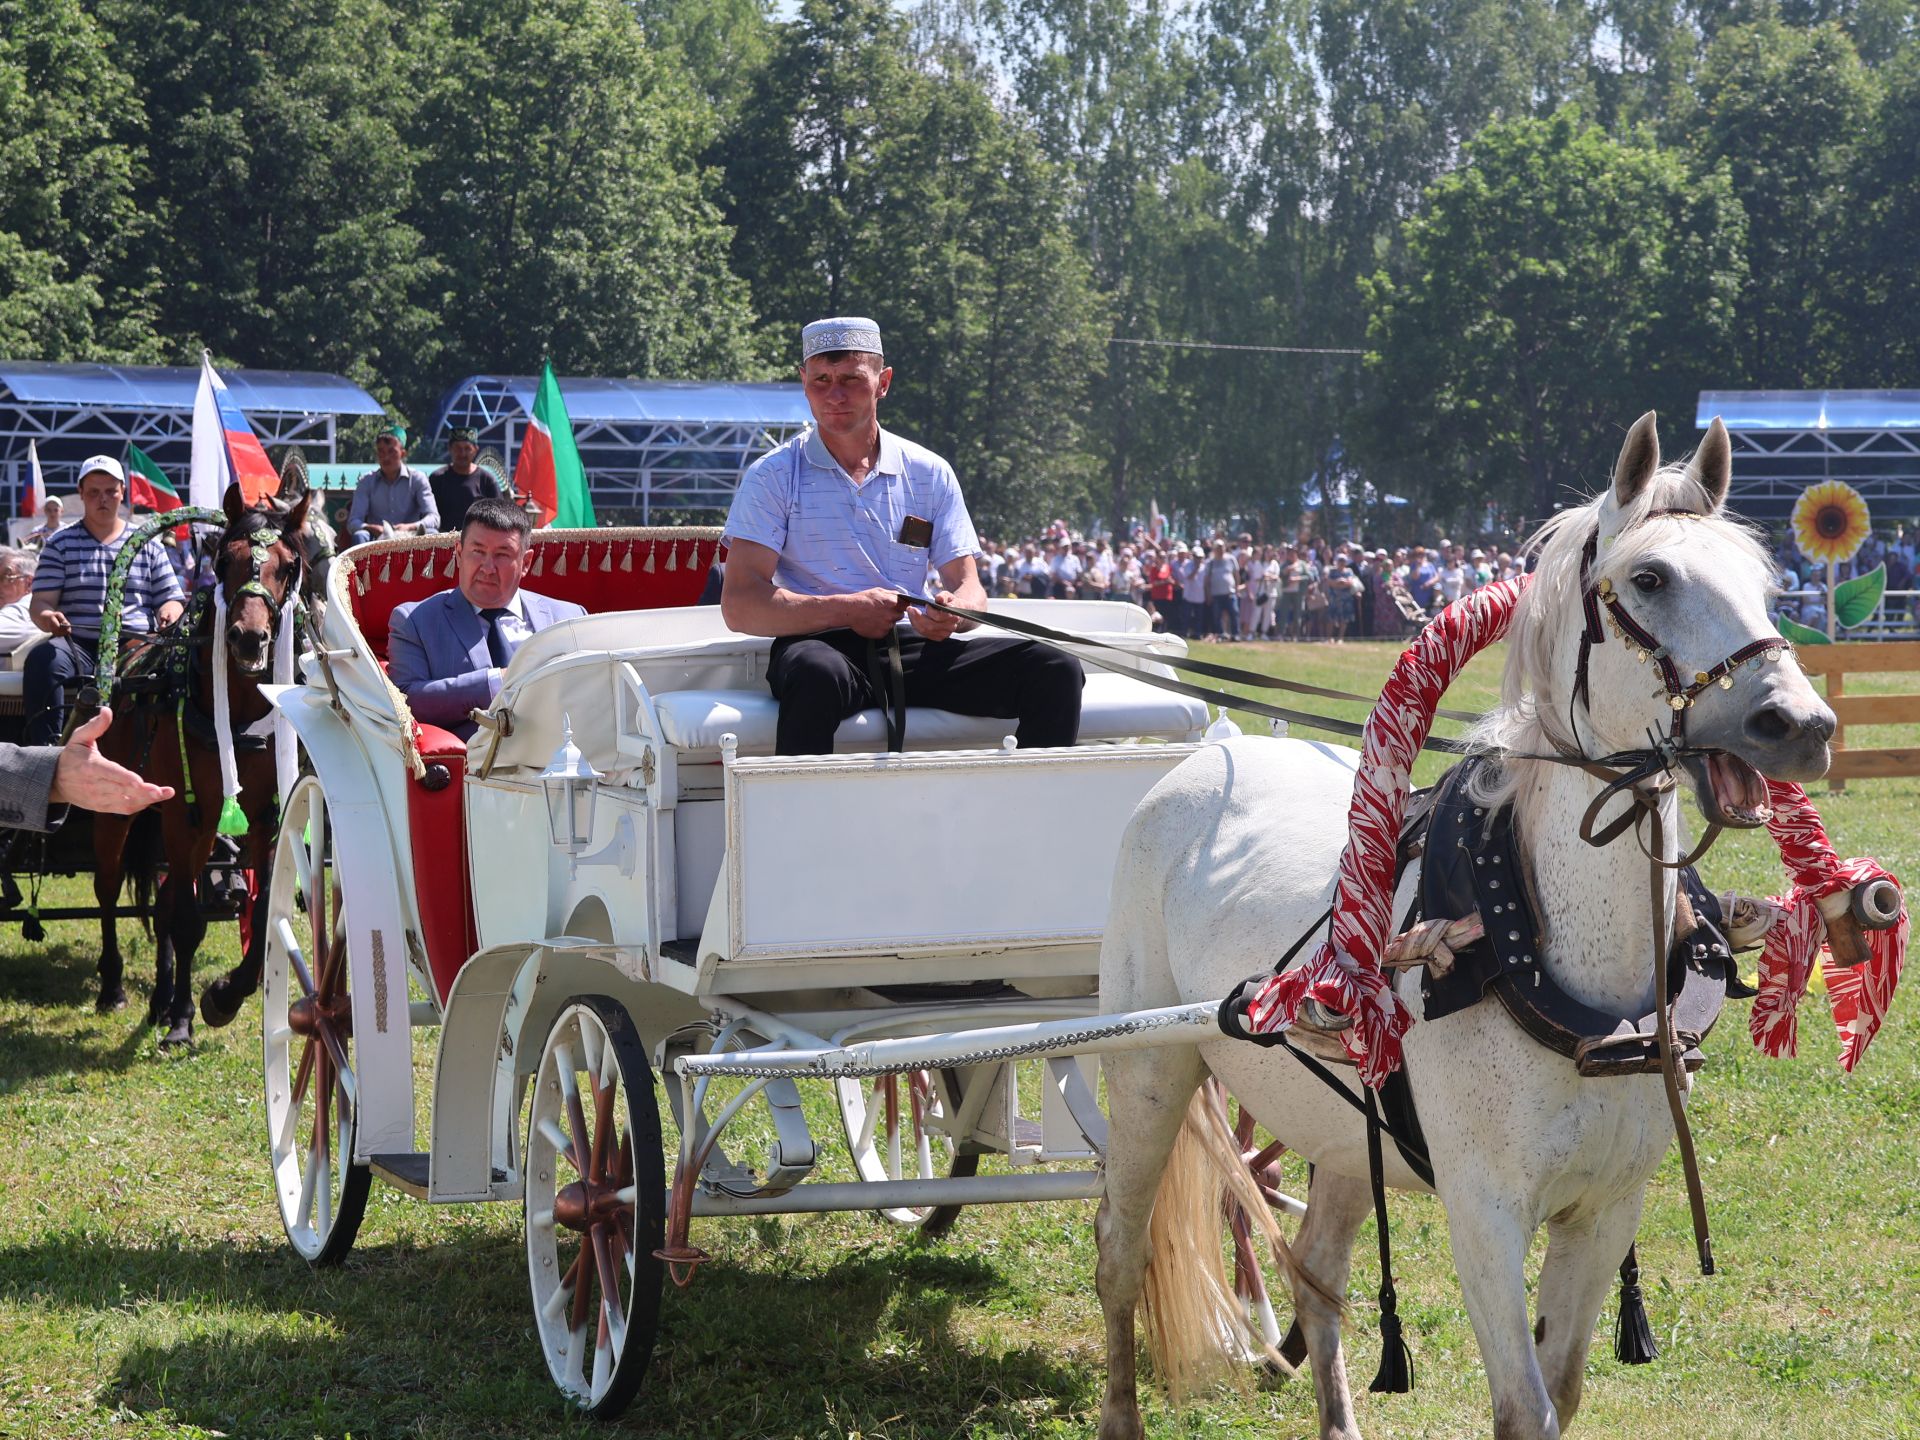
xmin=801 ymin=316 xmax=883 ymax=360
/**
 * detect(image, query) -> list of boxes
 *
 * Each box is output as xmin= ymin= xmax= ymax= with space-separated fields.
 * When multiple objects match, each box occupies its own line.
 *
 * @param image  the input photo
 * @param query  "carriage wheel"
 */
xmin=262 ymin=776 xmax=370 ymax=1265
xmin=833 ymin=1069 xmax=977 ymax=1235
xmin=525 ymin=995 xmax=666 ymax=1419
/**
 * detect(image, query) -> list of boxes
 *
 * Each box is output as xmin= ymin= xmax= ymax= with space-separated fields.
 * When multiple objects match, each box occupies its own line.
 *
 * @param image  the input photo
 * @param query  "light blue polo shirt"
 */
xmin=723 ymin=427 xmax=979 ymax=601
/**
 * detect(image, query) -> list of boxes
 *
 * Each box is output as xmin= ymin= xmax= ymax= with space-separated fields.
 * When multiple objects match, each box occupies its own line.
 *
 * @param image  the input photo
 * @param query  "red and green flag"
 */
xmin=125 ymin=443 xmax=181 ymax=511
xmin=512 ymin=361 xmax=596 ymax=528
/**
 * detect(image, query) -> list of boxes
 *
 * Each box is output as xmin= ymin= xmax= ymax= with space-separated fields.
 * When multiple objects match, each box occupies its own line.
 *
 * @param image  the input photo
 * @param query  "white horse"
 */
xmin=1095 ymin=414 xmax=1836 ymax=1440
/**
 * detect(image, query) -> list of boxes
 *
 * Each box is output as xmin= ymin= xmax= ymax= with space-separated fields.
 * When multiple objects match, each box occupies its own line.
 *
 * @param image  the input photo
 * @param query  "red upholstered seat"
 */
xmin=410 ymin=723 xmax=475 ymax=1006
xmin=344 ymin=531 xmax=721 ymax=1002
xmin=347 ymin=532 xmax=720 ymax=662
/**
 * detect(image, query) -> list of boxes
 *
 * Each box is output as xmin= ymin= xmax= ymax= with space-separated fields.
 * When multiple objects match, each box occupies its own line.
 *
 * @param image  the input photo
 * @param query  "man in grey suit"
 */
xmin=387 ymin=497 xmax=586 ymax=739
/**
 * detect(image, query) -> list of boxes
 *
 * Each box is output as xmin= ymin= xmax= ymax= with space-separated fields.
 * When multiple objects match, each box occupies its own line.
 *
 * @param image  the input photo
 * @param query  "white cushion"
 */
xmin=650 ymin=669 xmax=1206 ymax=753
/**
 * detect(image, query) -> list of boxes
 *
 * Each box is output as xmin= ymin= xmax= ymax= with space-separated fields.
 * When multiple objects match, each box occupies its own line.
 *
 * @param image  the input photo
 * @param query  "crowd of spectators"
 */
xmin=1772 ymin=526 xmax=1919 ymax=633
xmin=968 ymin=523 xmax=1534 ymax=642
xmin=965 ymin=517 xmax=1920 ymax=642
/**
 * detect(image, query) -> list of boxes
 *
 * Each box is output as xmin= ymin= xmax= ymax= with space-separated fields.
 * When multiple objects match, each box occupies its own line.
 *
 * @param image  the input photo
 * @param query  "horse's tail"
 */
xmin=122 ymin=808 xmax=165 ymax=938
xmin=1140 ymin=1086 xmax=1333 ymax=1402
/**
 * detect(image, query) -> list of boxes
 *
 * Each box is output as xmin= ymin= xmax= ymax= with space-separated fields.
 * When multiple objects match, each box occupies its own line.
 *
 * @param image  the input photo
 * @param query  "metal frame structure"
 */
xmin=0 ymin=360 xmax=384 ymax=508
xmin=1699 ymin=389 xmax=1920 ymax=522
xmin=429 ymin=375 xmax=812 ymax=523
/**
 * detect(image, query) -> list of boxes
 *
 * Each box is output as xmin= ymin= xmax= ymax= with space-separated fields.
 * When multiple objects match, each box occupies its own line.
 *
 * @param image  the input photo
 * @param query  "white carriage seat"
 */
xmin=648 ymin=668 xmax=1208 ymax=754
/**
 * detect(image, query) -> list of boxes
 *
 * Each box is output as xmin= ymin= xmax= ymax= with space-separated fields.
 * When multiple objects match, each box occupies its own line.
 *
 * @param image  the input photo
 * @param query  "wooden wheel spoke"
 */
xmin=317 ymin=1020 xmax=353 ymax=1091
xmin=559 ymin=1059 xmax=594 ymax=1180
xmin=541 ymin=1248 xmax=584 ymax=1323
xmin=314 ymin=1046 xmax=332 ymax=1157
xmin=289 ymin=944 xmax=319 ymax=1001
xmin=316 ymin=885 xmax=348 ymax=998
xmin=591 ymin=1224 xmax=624 ymax=1322
xmin=569 ymin=1240 xmax=594 ymax=1331
xmin=287 ymin=1034 xmax=317 ymax=1110
xmin=587 ymin=1070 xmax=616 ymax=1182
xmin=538 ymin=1116 xmax=580 ymax=1174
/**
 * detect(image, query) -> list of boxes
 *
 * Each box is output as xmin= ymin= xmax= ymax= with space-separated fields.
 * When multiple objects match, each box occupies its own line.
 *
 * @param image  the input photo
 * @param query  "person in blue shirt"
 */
xmin=721 ymin=316 xmax=1083 ymax=755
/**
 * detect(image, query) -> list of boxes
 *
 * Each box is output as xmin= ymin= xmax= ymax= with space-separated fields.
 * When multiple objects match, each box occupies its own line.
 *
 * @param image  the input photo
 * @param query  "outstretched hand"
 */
xmin=51 ymin=708 xmax=175 ymax=815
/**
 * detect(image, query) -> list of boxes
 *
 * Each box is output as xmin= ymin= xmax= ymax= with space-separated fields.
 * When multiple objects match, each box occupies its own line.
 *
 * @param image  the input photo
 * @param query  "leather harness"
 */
xmin=1415 ymin=756 xmax=1743 ymax=1079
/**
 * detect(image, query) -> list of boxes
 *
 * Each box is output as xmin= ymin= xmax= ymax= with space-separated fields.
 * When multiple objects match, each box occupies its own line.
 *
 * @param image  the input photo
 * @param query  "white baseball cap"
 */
xmin=77 ymin=455 xmax=126 ymax=485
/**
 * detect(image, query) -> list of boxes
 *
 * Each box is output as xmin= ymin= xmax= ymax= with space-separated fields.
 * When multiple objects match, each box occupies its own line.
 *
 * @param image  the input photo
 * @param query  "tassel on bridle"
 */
xmin=1614 ymin=1244 xmax=1658 ymax=1365
xmin=1363 ymin=1088 xmax=1414 ymax=1393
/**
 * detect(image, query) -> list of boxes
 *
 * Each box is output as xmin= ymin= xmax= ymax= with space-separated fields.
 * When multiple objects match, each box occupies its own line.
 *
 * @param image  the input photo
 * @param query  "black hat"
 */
xmin=448 ymin=426 xmax=477 ymax=445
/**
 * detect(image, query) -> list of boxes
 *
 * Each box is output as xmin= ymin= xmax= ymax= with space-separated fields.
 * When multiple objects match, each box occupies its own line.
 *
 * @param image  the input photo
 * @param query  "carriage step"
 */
xmin=370 ymin=1152 xmax=509 ymax=1201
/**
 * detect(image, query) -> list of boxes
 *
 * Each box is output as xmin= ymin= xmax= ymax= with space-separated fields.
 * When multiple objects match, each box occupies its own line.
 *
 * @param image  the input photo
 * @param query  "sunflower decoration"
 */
xmin=1792 ymin=480 xmax=1871 ymax=568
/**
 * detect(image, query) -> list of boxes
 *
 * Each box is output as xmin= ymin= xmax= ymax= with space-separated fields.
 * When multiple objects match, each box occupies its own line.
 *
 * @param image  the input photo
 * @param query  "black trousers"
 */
xmin=23 ymin=635 xmax=99 ymax=745
xmin=766 ymin=629 xmax=1085 ymax=756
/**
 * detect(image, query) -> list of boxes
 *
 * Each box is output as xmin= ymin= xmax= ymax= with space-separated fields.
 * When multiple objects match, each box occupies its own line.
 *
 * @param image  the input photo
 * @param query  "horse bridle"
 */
xmin=222 ymin=524 xmax=304 ymax=629
xmin=1571 ymin=509 xmax=1790 ymax=749
xmin=1559 ymin=506 xmax=1797 ymax=1278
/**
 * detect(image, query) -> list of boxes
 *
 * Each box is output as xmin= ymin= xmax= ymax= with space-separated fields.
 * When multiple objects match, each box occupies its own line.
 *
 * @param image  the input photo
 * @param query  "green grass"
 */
xmin=2 ymin=640 xmax=1918 ymax=1438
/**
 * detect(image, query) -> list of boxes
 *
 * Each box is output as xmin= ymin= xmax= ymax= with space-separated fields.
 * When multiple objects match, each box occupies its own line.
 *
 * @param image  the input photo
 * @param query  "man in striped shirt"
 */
xmin=24 ymin=457 xmax=184 ymax=744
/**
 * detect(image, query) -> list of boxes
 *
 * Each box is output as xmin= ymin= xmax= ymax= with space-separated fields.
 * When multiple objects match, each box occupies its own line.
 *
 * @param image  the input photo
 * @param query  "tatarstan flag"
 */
xmin=125 ymin=443 xmax=180 ymax=511
xmin=512 ymin=361 xmax=596 ymax=527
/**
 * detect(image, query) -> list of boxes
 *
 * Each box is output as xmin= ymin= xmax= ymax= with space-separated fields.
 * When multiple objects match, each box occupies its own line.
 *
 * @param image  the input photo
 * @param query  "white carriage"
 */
xmin=263 ymin=526 xmax=1244 ymax=1414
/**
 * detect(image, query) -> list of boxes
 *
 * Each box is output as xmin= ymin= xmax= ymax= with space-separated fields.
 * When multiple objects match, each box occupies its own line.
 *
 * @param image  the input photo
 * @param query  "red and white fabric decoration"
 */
xmin=1246 ymin=578 xmax=1531 ymax=1087
xmin=1749 ymin=780 xmax=1908 ymax=1070
xmin=1244 ymin=574 xmax=1908 ymax=1089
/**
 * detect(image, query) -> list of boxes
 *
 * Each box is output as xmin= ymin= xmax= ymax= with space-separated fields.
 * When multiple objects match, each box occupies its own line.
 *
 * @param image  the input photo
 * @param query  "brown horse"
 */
xmin=91 ymin=484 xmax=314 ymax=1048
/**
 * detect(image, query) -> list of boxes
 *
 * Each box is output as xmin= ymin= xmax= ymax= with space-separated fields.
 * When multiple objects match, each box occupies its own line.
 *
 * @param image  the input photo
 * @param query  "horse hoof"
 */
xmin=159 ymin=1021 xmax=194 ymax=1051
xmin=199 ymin=982 xmax=243 ymax=1029
xmin=146 ymin=991 xmax=172 ymax=1027
xmin=96 ymin=985 xmax=128 ymax=1015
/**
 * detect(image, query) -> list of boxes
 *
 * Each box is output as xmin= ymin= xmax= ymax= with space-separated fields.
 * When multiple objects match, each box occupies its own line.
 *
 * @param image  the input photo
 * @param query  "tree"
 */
xmin=1846 ymin=40 xmax=1920 ymax=382
xmin=409 ymin=0 xmax=764 ymax=411
xmin=1355 ymin=109 xmax=1746 ymax=526
xmin=100 ymin=0 xmax=436 ymax=397
xmin=722 ymin=0 xmax=1105 ymax=534
xmin=633 ymin=0 xmax=775 ymax=122
xmin=1685 ymin=18 xmax=1875 ymax=385
xmin=0 ymin=0 xmax=161 ymax=360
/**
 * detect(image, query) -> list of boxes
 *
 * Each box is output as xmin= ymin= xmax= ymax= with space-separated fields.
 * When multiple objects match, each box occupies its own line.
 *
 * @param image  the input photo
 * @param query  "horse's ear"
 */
xmin=222 ymin=482 xmax=246 ymax=527
xmin=1686 ymin=416 xmax=1732 ymax=512
xmin=1611 ymin=411 xmax=1661 ymax=508
xmin=286 ymin=486 xmax=313 ymax=534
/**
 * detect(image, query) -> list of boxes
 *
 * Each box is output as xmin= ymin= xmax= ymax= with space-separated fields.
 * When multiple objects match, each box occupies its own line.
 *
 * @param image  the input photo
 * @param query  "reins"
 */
xmin=896 ymin=592 xmax=1481 ymax=751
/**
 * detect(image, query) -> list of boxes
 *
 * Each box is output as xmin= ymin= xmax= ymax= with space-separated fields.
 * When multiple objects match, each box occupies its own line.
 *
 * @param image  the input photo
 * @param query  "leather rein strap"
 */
xmin=898 ymin=591 xmax=1479 ymax=753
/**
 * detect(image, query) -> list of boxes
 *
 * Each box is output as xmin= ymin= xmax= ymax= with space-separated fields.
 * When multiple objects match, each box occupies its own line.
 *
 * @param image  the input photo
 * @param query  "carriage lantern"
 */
xmin=539 ymin=716 xmax=600 ymax=854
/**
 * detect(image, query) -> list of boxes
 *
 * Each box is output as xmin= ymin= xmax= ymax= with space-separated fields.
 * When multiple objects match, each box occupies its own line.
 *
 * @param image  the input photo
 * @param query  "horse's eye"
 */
xmin=1631 ymin=570 xmax=1663 ymax=595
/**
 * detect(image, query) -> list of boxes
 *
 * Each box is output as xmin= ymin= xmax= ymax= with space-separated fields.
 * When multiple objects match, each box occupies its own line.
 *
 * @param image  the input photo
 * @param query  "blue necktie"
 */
xmin=480 ymin=607 xmax=513 ymax=668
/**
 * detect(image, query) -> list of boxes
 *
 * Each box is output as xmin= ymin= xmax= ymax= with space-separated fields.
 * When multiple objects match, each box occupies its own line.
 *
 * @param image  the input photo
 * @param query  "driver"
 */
xmin=721 ymin=316 xmax=1082 ymax=755
xmin=24 ymin=457 xmax=185 ymax=745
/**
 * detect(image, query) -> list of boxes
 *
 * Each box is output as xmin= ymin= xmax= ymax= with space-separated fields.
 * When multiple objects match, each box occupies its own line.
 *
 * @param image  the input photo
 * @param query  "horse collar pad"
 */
xmin=1416 ymin=757 xmax=1740 ymax=1075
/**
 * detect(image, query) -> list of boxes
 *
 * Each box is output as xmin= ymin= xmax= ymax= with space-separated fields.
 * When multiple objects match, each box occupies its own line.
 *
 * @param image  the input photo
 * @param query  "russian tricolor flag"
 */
xmin=190 ymin=352 xmax=280 ymax=509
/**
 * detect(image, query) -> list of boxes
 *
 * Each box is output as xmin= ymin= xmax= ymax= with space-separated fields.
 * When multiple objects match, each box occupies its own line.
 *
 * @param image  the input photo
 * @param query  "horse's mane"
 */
xmin=224 ymin=502 xmax=292 ymax=543
xmin=1463 ymin=458 xmax=1776 ymax=819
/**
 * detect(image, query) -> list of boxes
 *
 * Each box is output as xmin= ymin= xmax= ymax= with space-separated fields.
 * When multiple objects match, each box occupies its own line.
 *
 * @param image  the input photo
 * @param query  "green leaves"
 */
xmin=1834 ymin=564 xmax=1888 ymax=629
xmin=1777 ymin=615 xmax=1831 ymax=646
xmin=1354 ymin=108 xmax=1744 ymax=526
